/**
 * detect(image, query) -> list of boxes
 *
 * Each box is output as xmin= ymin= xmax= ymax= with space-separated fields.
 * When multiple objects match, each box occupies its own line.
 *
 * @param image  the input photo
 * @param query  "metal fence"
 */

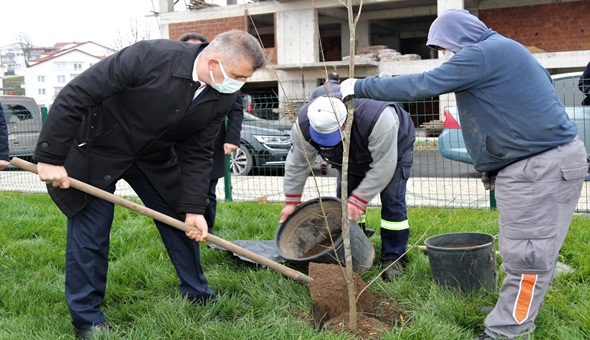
xmin=3 ymin=85 xmax=590 ymax=213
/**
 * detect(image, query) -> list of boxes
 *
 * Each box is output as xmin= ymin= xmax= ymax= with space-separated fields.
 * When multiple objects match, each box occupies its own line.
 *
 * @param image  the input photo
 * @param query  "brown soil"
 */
xmin=303 ymin=234 xmax=341 ymax=257
xmin=307 ymin=262 xmax=405 ymax=339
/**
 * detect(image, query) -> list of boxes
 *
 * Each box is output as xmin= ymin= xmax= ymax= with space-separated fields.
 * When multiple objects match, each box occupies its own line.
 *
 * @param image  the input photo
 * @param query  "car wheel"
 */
xmin=230 ymin=145 xmax=253 ymax=176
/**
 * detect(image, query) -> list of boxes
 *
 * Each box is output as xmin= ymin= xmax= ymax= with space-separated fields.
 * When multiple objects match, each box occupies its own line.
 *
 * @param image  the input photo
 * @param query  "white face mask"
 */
xmin=209 ymin=59 xmax=245 ymax=94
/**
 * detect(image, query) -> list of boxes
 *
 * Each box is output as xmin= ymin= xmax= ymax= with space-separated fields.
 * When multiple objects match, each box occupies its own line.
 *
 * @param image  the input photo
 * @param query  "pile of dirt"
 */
xmin=308 ymin=263 xmax=404 ymax=339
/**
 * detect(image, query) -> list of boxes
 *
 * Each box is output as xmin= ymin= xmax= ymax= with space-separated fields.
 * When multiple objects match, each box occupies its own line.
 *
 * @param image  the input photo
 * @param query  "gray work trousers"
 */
xmin=484 ymin=137 xmax=587 ymax=339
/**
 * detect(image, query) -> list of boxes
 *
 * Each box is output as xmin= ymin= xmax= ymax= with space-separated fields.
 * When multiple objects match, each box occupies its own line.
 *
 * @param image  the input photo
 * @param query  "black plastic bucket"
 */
xmin=424 ymin=232 xmax=496 ymax=292
xmin=275 ymin=197 xmax=375 ymax=274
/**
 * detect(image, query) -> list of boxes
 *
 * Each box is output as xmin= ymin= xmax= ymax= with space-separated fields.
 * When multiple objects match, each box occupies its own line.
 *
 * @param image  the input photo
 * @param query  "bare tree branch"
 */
xmin=111 ymin=18 xmax=153 ymax=50
xmin=15 ymin=32 xmax=33 ymax=67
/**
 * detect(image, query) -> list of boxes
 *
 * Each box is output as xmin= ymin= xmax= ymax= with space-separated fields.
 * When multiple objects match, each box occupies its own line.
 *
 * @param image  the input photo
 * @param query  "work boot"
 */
xmin=471 ymin=331 xmax=531 ymax=340
xmin=476 ymin=306 xmax=494 ymax=314
xmin=381 ymin=260 xmax=404 ymax=281
xmin=74 ymin=322 xmax=111 ymax=339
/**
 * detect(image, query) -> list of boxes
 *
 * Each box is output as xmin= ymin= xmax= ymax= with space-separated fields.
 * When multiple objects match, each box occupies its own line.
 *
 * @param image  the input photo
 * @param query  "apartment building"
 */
xmin=22 ymin=42 xmax=116 ymax=108
xmin=0 ymin=43 xmax=59 ymax=77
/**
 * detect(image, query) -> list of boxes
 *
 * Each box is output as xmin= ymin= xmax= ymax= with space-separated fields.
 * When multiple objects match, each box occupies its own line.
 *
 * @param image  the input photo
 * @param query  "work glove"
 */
xmin=481 ymin=171 xmax=497 ymax=191
xmin=340 ymin=79 xmax=358 ymax=101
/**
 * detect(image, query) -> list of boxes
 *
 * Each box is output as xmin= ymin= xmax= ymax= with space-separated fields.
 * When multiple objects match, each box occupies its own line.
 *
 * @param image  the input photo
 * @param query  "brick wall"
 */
xmin=169 ymin=17 xmax=246 ymax=42
xmin=169 ymin=16 xmax=277 ymax=64
xmin=479 ymin=2 xmax=590 ymax=52
xmin=169 ymin=2 xmax=589 ymax=64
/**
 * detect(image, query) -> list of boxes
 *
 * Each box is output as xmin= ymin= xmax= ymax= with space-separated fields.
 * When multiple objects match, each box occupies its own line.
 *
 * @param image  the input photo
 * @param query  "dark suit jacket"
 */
xmin=33 ymin=39 xmax=238 ymax=217
xmin=210 ymin=94 xmax=243 ymax=179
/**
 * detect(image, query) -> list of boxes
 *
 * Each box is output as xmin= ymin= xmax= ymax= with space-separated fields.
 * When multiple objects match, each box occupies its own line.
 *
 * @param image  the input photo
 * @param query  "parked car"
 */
xmin=438 ymin=71 xmax=590 ymax=165
xmin=241 ymin=93 xmax=280 ymax=120
xmin=230 ymin=114 xmax=292 ymax=175
xmin=437 ymin=105 xmax=472 ymax=164
xmin=0 ymin=95 xmax=42 ymax=159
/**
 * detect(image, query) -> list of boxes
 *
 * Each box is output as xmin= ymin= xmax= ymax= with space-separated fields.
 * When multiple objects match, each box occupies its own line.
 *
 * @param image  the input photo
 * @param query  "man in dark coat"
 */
xmin=0 ymin=104 xmax=9 ymax=170
xmin=180 ymin=32 xmax=243 ymax=234
xmin=205 ymin=98 xmax=243 ymax=233
xmin=33 ymin=29 xmax=265 ymax=339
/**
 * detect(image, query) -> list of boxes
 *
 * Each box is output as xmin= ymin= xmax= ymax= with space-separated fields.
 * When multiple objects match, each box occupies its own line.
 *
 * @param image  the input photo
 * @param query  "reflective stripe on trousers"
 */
xmin=381 ymin=219 xmax=409 ymax=230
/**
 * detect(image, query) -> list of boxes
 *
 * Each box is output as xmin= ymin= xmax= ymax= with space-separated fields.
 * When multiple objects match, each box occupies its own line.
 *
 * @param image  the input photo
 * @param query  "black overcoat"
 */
xmin=33 ymin=39 xmax=238 ymax=218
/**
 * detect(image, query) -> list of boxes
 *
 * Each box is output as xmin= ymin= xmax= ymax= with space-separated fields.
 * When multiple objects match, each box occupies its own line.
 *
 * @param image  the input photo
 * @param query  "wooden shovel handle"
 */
xmin=10 ymin=157 xmax=313 ymax=284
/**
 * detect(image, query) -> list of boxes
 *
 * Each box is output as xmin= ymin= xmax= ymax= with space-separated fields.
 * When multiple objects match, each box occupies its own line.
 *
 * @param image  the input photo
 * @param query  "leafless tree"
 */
xmin=15 ymin=32 xmax=34 ymax=67
xmin=111 ymin=18 xmax=153 ymax=51
xmin=339 ymin=0 xmax=363 ymax=331
xmin=310 ymin=0 xmax=363 ymax=331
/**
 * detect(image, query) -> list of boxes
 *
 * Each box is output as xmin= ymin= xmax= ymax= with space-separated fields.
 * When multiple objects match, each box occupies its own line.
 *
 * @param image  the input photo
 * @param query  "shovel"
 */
xmin=10 ymin=157 xmax=313 ymax=284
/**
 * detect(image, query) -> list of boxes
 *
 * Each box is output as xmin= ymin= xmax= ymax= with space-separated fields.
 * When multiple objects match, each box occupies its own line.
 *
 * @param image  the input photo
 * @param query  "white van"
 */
xmin=0 ymin=95 xmax=43 ymax=159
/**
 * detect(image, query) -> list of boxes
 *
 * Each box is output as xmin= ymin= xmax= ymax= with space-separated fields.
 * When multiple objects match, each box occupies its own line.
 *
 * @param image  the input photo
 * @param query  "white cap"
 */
xmin=307 ymin=96 xmax=347 ymax=146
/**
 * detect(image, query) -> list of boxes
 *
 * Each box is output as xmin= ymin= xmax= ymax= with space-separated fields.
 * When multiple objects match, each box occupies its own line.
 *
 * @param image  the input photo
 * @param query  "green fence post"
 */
xmin=224 ymin=154 xmax=232 ymax=202
xmin=489 ymin=189 xmax=496 ymax=210
xmin=222 ymin=116 xmax=233 ymax=202
xmin=41 ymin=107 xmax=48 ymax=124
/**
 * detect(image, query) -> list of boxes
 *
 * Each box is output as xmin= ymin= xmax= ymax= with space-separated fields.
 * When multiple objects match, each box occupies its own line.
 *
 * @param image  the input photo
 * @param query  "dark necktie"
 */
xmin=191 ymin=81 xmax=203 ymax=106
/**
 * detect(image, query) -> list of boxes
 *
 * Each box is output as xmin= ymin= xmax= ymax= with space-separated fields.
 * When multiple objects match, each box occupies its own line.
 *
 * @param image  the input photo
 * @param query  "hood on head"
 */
xmin=426 ymin=9 xmax=489 ymax=54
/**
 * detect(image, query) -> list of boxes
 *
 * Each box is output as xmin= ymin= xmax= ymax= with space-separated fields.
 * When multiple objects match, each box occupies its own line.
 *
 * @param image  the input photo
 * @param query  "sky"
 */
xmin=1 ymin=0 xmax=191 ymax=48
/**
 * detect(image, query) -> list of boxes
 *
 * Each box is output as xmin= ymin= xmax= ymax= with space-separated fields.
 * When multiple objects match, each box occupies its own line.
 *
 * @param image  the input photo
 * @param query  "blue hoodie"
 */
xmin=354 ymin=9 xmax=578 ymax=172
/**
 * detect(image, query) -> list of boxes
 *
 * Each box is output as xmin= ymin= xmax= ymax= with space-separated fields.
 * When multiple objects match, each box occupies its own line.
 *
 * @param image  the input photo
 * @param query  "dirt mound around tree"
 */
xmin=308 ymin=262 xmax=405 ymax=339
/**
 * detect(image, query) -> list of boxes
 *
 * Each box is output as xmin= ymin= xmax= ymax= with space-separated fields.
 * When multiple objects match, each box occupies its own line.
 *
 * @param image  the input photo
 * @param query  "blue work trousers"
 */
xmin=336 ymin=160 xmax=412 ymax=262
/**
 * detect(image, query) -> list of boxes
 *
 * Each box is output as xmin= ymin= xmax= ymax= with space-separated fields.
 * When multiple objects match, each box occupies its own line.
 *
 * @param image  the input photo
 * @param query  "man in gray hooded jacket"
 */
xmin=341 ymin=9 xmax=587 ymax=340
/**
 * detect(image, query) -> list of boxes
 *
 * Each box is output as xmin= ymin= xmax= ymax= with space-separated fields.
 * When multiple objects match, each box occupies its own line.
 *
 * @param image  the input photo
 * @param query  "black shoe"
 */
xmin=74 ymin=322 xmax=111 ymax=339
xmin=187 ymin=293 xmax=218 ymax=305
xmin=364 ymin=228 xmax=375 ymax=238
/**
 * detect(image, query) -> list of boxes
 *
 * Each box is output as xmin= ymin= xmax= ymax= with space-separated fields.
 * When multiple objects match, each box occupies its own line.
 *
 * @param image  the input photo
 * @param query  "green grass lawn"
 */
xmin=1 ymin=192 xmax=589 ymax=339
